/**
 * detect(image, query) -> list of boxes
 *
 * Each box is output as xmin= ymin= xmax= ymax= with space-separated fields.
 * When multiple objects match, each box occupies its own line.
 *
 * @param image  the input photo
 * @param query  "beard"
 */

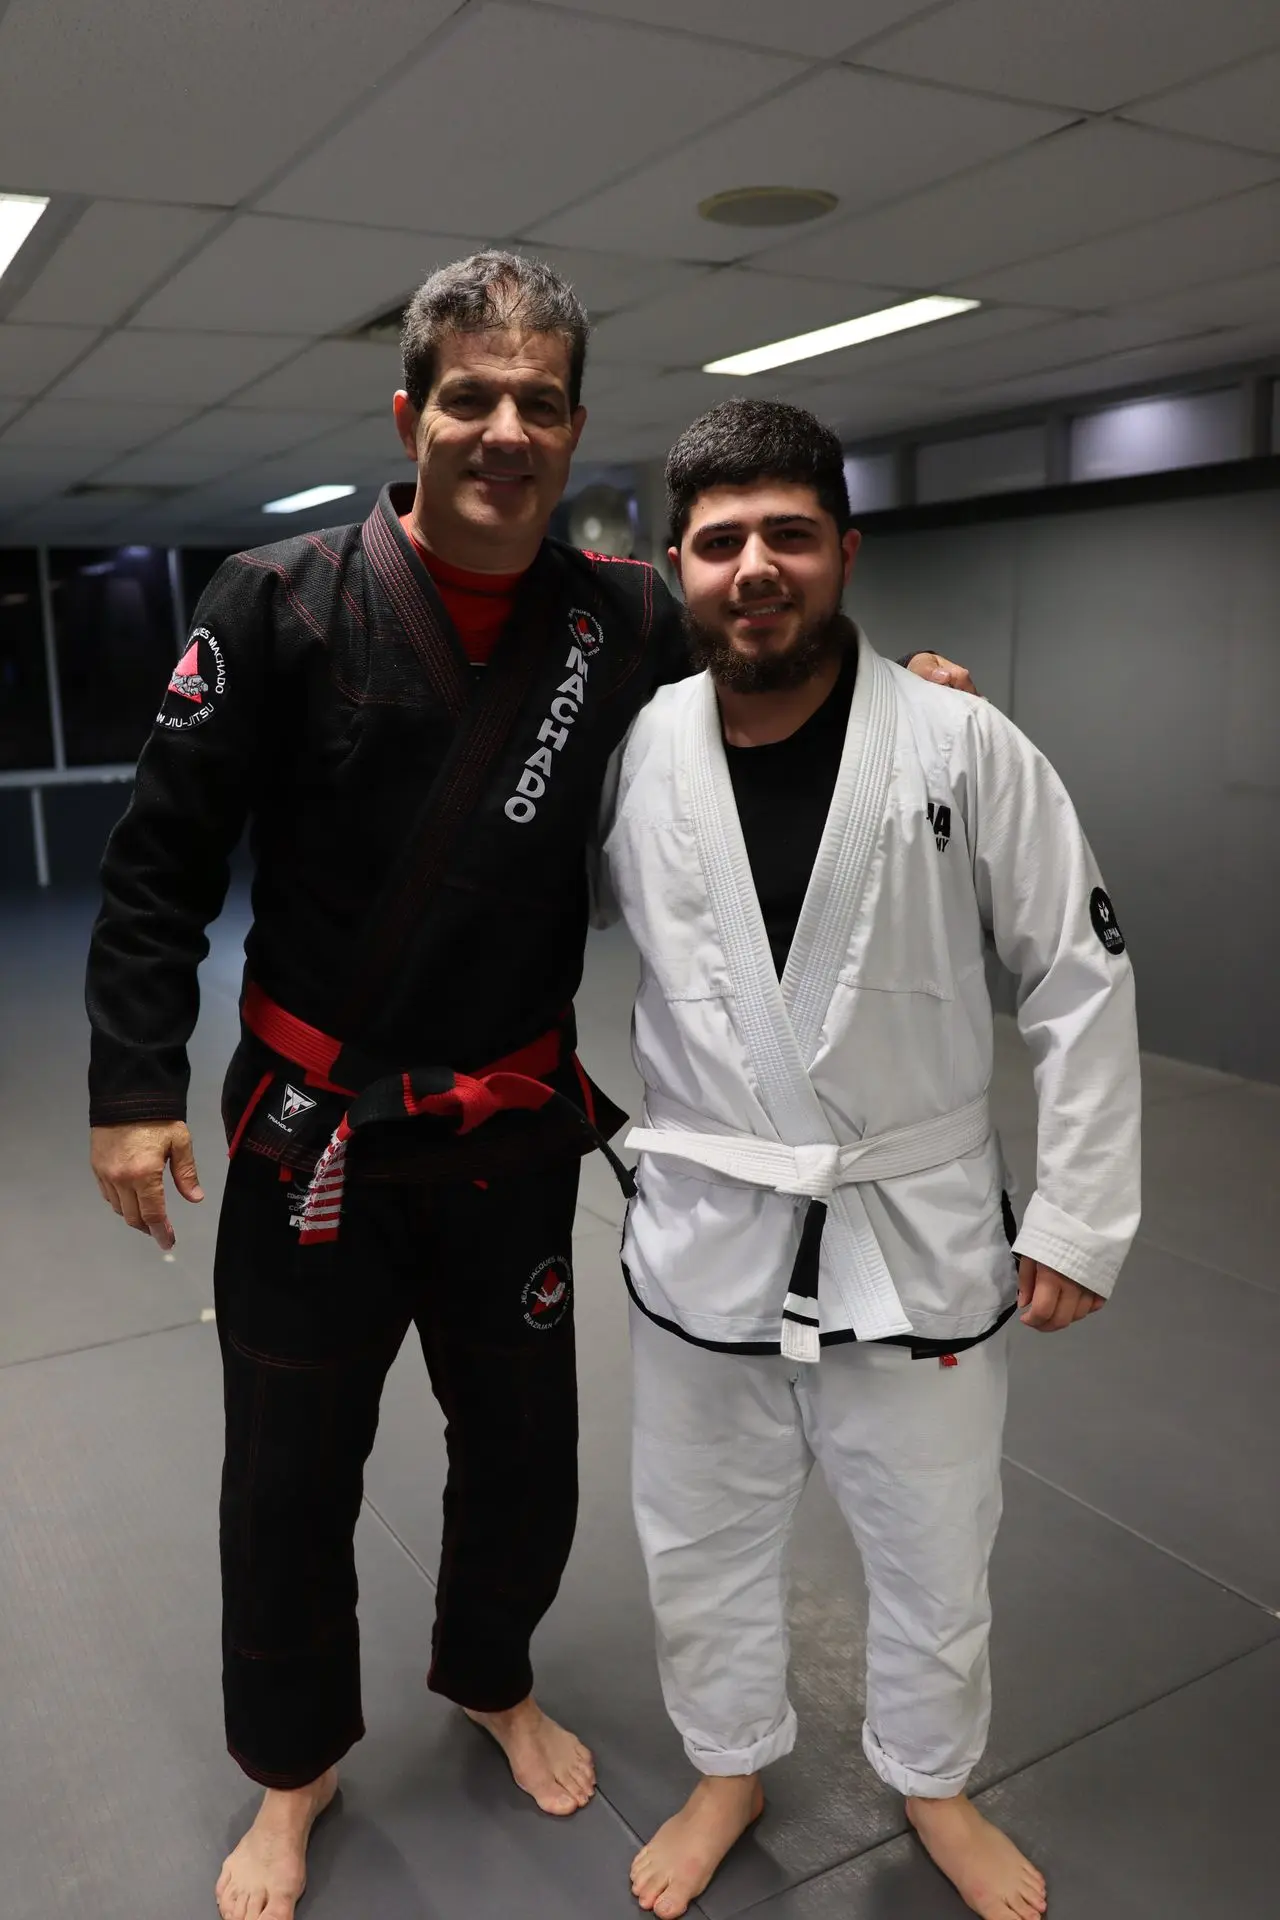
xmin=683 ymin=599 xmax=852 ymax=694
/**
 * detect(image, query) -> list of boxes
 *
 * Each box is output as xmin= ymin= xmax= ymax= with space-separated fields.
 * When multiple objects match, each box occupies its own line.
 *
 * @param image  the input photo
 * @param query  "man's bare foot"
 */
xmin=630 ymin=1774 xmax=765 ymax=1918
xmin=907 ymin=1793 xmax=1047 ymax=1920
xmin=215 ymin=1767 xmax=337 ymax=1920
xmin=465 ymin=1696 xmax=595 ymax=1815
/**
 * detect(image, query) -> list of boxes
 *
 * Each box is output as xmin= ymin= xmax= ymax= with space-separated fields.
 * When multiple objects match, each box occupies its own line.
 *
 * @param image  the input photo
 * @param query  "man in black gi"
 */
xmin=86 ymin=251 xmax=975 ymax=1920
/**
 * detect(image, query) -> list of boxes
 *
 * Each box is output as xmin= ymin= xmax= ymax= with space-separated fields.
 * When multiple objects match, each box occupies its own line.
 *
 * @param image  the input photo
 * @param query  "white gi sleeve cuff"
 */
xmin=1013 ymin=1190 xmax=1134 ymax=1297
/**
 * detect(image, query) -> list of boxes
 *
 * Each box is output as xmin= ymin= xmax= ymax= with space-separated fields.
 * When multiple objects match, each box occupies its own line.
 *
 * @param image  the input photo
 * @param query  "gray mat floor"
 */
xmin=2 ymin=888 xmax=1278 ymax=1919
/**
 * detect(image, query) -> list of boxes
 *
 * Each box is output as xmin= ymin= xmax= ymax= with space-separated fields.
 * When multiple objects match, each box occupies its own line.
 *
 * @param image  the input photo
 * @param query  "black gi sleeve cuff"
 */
xmin=89 ymin=1096 xmax=188 ymax=1128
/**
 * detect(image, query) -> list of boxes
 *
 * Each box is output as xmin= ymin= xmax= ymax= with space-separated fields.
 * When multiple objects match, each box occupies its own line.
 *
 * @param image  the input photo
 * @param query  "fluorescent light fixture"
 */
xmin=703 ymin=296 xmax=980 ymax=376
xmin=262 ymin=483 xmax=357 ymax=514
xmin=0 ymin=192 xmax=49 ymax=280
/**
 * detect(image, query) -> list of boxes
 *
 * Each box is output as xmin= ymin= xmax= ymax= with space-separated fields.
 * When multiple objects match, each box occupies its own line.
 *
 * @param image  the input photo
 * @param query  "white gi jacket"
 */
xmin=600 ymin=630 xmax=1141 ymax=1353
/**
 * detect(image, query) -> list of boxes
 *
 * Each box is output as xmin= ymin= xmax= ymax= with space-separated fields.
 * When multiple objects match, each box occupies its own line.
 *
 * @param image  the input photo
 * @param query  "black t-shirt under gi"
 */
xmin=723 ymin=649 xmax=857 ymax=976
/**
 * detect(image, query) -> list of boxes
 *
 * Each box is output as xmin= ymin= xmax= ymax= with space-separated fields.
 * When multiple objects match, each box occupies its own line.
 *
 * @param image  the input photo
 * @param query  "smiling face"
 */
xmin=393 ymin=326 xmax=586 ymax=571
xmin=671 ymin=480 xmax=861 ymax=692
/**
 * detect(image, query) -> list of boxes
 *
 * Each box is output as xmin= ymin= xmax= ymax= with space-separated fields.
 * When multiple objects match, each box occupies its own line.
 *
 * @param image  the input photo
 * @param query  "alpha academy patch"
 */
xmin=1090 ymin=887 xmax=1126 ymax=955
xmin=157 ymin=626 xmax=226 ymax=731
xmin=522 ymin=1255 xmax=572 ymax=1331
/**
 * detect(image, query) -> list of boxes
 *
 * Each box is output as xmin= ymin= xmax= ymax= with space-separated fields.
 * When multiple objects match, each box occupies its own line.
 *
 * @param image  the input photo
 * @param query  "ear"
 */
xmin=569 ymin=405 xmax=587 ymax=453
xmin=841 ymin=527 xmax=862 ymax=587
xmin=392 ymin=391 xmax=420 ymax=461
xmin=667 ymin=544 xmax=683 ymax=588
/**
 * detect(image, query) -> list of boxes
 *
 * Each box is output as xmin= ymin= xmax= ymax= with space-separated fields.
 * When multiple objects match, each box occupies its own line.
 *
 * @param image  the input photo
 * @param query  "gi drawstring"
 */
xmin=780 ymin=1197 xmax=827 ymax=1364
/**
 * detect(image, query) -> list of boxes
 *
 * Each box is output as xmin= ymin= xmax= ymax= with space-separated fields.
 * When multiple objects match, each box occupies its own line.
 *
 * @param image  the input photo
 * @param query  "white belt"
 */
xmin=626 ymin=1091 xmax=991 ymax=1353
xmin=627 ymin=1091 xmax=990 ymax=1198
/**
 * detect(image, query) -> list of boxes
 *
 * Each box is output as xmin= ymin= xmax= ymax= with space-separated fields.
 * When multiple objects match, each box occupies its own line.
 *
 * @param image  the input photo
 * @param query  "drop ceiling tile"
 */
xmin=151 ymin=407 xmax=356 ymax=458
xmin=232 ymin=341 xmax=404 ymax=414
xmin=0 ymin=444 xmax=112 ymax=485
xmin=529 ymin=65 xmax=1068 ymax=261
xmin=589 ymin=271 xmax=895 ymax=367
xmin=915 ymin=313 xmax=1213 ymax=392
xmin=261 ymin=2 xmax=802 ymax=235
xmin=755 ymin=120 xmax=1278 ymax=291
xmin=512 ymin=246 xmax=705 ymax=320
xmin=130 ymin=217 xmax=471 ymax=337
xmin=1130 ymin=49 xmax=1280 ymax=157
xmin=1127 ymin=264 xmax=1280 ymax=333
xmin=8 ymin=203 xmax=222 ymax=327
xmin=581 ymin=368 xmax=760 ymax=430
xmin=52 ymin=331 xmax=308 ymax=405
xmin=958 ymin=328 xmax=1277 ymax=410
xmin=285 ymin=414 xmax=407 ymax=468
xmin=90 ymin=446 xmax=245 ymax=488
xmin=0 ymin=0 xmax=460 ymax=202
xmin=0 ymin=400 xmax=194 ymax=450
xmin=862 ymin=0 xmax=1280 ymax=113
xmin=0 ymin=324 xmax=99 ymax=397
xmin=560 ymin=0 xmax=940 ymax=57
xmin=961 ymin=181 xmax=1280 ymax=310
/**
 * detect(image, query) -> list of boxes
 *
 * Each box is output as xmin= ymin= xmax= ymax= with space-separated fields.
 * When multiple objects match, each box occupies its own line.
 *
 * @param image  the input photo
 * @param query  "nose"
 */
xmin=482 ymin=393 xmax=531 ymax=453
xmin=735 ymin=531 xmax=782 ymax=591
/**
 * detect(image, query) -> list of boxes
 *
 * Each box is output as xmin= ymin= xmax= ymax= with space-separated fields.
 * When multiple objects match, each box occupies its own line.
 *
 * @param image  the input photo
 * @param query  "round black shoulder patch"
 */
xmin=1090 ymin=887 xmax=1125 ymax=955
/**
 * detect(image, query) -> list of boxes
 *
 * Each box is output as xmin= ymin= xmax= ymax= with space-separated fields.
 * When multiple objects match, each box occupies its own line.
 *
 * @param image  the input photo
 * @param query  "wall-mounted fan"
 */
xmin=567 ymin=484 xmax=635 ymax=558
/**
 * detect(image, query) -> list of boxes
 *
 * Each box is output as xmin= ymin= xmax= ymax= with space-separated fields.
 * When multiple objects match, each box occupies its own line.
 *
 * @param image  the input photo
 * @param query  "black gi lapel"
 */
xmin=341 ymin=491 xmax=570 ymax=1030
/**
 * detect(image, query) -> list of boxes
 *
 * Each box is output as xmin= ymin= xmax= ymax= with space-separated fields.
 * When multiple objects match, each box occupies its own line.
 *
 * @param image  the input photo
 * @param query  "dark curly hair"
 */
xmin=666 ymin=397 xmax=851 ymax=546
xmin=401 ymin=251 xmax=589 ymax=411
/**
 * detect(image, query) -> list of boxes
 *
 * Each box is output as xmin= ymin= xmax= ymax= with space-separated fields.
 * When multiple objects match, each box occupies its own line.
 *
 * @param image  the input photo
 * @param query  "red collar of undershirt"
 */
xmin=399 ymin=514 xmax=526 ymax=665
xmin=399 ymin=516 xmax=526 ymax=595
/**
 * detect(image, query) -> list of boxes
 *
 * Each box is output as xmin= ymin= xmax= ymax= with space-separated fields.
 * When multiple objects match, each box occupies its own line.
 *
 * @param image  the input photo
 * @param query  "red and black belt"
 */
xmin=237 ymin=982 xmax=635 ymax=1245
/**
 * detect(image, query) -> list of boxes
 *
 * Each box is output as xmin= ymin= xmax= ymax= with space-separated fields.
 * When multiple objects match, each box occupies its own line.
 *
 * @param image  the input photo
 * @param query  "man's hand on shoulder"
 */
xmin=1017 ymin=1257 xmax=1105 ymax=1332
xmin=90 ymin=1120 xmax=204 ymax=1251
xmin=906 ymin=651 xmax=978 ymax=695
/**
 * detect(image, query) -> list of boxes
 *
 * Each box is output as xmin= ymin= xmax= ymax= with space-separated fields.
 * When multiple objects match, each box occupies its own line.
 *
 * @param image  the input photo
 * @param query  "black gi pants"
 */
xmin=214 ymin=1146 xmax=582 ymax=1788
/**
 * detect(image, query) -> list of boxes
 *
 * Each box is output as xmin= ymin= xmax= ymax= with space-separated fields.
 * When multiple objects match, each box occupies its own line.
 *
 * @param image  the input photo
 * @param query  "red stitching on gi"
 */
xmin=233 ymin=552 xmax=328 ymax=644
xmin=304 ymin=534 xmax=368 ymax=630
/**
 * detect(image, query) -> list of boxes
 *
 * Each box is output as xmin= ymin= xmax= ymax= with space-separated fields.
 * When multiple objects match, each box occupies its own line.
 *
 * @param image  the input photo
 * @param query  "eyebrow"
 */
xmin=694 ymin=513 xmax=822 ymax=536
xmin=438 ymin=375 xmax=565 ymax=400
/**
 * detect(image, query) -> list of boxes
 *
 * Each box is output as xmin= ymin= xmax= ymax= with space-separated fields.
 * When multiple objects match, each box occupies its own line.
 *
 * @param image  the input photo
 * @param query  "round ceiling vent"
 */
xmin=698 ymin=187 xmax=839 ymax=228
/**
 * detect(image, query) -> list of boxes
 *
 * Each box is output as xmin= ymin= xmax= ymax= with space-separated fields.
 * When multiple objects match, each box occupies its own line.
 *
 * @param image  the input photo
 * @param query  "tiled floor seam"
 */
xmin=1128 ymin=1229 xmax=1276 ymax=1296
xmin=1002 ymin=1457 xmax=1280 ymax=1619
xmin=0 ymin=1312 xmax=209 ymax=1372
xmin=717 ymin=1639 xmax=1276 ymax=1920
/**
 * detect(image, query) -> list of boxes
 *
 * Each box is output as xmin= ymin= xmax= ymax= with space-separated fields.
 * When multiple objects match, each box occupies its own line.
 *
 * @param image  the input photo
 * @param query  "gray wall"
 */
xmin=850 ymin=488 xmax=1280 ymax=1085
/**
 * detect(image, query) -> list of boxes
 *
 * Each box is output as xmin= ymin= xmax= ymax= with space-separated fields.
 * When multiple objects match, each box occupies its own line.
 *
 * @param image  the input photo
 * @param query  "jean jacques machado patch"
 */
xmin=504 ymin=609 xmax=603 ymax=824
xmin=157 ymin=627 xmax=226 ymax=731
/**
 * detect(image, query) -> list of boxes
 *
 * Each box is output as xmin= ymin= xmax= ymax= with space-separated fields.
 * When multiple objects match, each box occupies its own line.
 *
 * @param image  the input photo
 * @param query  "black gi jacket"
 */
xmin=86 ymin=484 xmax=689 ymax=1164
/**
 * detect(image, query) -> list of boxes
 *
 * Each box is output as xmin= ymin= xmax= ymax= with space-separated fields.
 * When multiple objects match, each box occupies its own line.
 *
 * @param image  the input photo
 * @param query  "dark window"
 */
xmin=0 ymin=549 xmax=53 ymax=771
xmin=49 ymin=546 xmax=178 ymax=766
xmin=181 ymin=548 xmax=237 ymax=621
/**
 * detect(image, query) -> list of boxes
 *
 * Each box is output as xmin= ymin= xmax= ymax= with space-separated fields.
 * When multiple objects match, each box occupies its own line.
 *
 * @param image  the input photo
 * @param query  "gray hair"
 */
xmin=400 ymin=251 xmax=589 ymax=410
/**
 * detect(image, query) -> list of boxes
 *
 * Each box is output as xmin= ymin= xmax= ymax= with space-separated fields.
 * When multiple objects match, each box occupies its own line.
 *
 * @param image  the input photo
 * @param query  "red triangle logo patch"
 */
xmin=167 ymin=638 xmax=209 ymax=704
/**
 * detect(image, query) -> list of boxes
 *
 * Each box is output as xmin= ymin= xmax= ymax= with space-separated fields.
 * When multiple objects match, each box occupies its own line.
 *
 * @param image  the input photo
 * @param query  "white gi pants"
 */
xmin=629 ymin=1304 xmax=1009 ymax=1798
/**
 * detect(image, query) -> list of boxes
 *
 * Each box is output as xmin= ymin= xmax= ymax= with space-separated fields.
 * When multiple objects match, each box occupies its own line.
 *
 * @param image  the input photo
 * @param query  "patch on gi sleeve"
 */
xmin=156 ymin=626 xmax=227 ymax=731
xmin=1089 ymin=887 xmax=1126 ymax=955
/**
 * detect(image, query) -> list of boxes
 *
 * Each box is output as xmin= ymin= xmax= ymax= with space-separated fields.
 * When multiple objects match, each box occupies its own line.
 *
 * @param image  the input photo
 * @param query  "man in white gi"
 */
xmin=600 ymin=400 xmax=1141 ymax=1920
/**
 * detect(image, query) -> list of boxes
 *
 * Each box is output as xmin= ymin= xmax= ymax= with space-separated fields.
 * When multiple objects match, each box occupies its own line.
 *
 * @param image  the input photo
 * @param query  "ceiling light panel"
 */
xmin=530 ymin=66 xmax=1068 ymax=261
xmin=0 ymin=0 xmax=457 ymax=203
xmin=590 ymin=270 xmax=900 ymax=368
xmin=557 ymin=0 xmax=934 ymax=58
xmin=754 ymin=121 xmax=1277 ymax=292
xmin=861 ymin=0 xmax=1280 ymax=115
xmin=0 ymin=192 xmax=49 ymax=280
xmin=260 ymin=4 xmax=799 ymax=237
xmin=704 ymin=298 xmax=980 ymax=375
xmin=9 ymin=202 xmax=220 ymax=326
xmin=262 ymin=484 xmax=356 ymax=514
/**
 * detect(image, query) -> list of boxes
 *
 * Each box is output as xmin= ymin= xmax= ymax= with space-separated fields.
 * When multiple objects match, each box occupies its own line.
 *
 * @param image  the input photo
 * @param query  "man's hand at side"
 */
xmin=907 ymin=652 xmax=978 ymax=694
xmin=1017 ymin=1257 xmax=1105 ymax=1332
xmin=91 ymin=1121 xmax=204 ymax=1251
